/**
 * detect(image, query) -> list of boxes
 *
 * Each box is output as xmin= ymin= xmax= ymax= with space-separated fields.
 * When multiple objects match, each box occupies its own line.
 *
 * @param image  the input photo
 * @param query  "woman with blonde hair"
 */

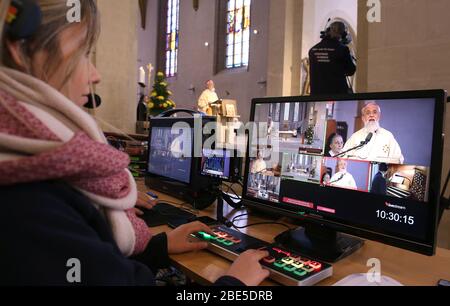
xmin=0 ymin=0 xmax=268 ymax=286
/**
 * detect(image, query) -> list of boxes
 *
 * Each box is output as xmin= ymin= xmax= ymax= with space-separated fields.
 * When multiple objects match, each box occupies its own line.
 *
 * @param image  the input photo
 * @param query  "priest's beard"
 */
xmin=364 ymin=120 xmax=380 ymax=133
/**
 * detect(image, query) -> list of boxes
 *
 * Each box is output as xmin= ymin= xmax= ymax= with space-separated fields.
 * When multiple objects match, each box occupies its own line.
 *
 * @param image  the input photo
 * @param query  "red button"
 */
xmin=309 ymin=261 xmax=322 ymax=270
xmin=272 ymin=247 xmax=282 ymax=253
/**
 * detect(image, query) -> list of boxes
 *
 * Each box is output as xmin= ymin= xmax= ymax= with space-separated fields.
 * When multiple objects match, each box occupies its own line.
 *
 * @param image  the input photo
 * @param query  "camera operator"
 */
xmin=309 ymin=21 xmax=356 ymax=95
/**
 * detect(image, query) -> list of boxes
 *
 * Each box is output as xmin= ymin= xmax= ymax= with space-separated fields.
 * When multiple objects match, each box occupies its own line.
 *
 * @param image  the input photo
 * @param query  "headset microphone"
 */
xmin=320 ymin=18 xmax=332 ymax=39
xmin=84 ymin=94 xmax=102 ymax=109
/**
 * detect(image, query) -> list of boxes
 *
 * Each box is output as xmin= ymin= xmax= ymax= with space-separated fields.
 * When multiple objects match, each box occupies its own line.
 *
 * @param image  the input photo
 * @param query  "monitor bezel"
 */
xmin=147 ymin=117 xmax=206 ymax=185
xmin=242 ymin=90 xmax=446 ymax=256
xmin=201 ymin=148 xmax=232 ymax=181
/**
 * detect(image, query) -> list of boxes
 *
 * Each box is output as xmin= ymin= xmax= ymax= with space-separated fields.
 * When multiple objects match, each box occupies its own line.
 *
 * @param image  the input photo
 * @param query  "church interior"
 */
xmin=90 ymin=0 xmax=449 ymax=249
xmin=3 ymin=0 xmax=450 ymax=288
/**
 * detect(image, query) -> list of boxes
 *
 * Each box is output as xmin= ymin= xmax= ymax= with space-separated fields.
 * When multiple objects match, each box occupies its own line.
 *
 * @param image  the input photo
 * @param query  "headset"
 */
xmin=5 ymin=0 xmax=41 ymax=41
xmin=320 ymin=19 xmax=352 ymax=45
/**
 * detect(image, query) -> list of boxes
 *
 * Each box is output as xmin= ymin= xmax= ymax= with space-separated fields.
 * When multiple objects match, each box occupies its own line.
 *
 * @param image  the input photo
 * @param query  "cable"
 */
xmin=227 ymin=184 xmax=242 ymax=200
xmin=229 ymin=212 xmax=292 ymax=231
xmin=442 ymin=171 xmax=450 ymax=198
xmin=233 ymin=222 xmax=292 ymax=231
xmin=231 ymin=213 xmax=249 ymax=223
xmin=222 ymin=181 xmax=242 ymax=199
xmin=157 ymin=200 xmax=198 ymax=216
xmin=441 ymin=170 xmax=450 ymax=210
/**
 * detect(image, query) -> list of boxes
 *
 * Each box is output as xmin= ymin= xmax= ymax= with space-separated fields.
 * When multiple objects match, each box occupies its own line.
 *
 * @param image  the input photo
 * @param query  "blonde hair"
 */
xmin=1 ymin=0 xmax=100 ymax=89
xmin=0 ymin=0 xmax=11 ymax=57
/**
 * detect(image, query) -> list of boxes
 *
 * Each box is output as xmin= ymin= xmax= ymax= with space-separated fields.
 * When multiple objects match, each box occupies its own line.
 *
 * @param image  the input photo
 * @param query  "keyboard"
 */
xmin=140 ymin=203 xmax=197 ymax=227
xmin=194 ymin=225 xmax=333 ymax=286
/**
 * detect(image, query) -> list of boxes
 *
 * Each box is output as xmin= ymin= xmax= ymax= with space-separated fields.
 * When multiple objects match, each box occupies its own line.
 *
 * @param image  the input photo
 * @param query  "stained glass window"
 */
xmin=226 ymin=0 xmax=251 ymax=69
xmin=165 ymin=0 xmax=179 ymax=77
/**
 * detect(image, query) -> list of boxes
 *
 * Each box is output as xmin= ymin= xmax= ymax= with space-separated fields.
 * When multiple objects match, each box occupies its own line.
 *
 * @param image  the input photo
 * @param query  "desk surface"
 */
xmin=139 ymin=180 xmax=450 ymax=286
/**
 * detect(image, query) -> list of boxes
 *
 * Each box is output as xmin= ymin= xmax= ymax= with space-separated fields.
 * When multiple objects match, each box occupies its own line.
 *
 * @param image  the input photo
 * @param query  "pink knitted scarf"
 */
xmin=0 ymin=67 xmax=151 ymax=256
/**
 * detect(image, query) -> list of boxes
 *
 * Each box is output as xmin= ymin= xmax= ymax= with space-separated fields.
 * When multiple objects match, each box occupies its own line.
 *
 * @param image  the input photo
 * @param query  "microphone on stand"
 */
xmin=329 ymin=173 xmax=345 ymax=185
xmin=362 ymin=132 xmax=373 ymax=145
xmin=336 ymin=132 xmax=373 ymax=158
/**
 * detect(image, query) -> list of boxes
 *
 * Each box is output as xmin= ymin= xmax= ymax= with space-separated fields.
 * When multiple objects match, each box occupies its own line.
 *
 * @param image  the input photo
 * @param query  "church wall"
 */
xmin=94 ymin=0 xmax=139 ymax=134
xmin=139 ymin=0 xmax=271 ymax=123
xmin=357 ymin=0 xmax=450 ymax=247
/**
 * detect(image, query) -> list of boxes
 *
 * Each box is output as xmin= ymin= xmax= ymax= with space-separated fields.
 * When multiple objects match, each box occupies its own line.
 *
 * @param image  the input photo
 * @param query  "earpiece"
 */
xmin=5 ymin=0 xmax=41 ymax=41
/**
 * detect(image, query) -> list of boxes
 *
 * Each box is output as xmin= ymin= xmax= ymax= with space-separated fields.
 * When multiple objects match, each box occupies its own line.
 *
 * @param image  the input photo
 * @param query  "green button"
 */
xmin=223 ymin=240 xmax=234 ymax=246
xmin=274 ymin=260 xmax=286 ymax=268
xmin=198 ymin=232 xmax=212 ymax=240
xmin=216 ymin=238 xmax=227 ymax=244
xmin=294 ymin=269 xmax=307 ymax=277
xmin=283 ymin=265 xmax=297 ymax=272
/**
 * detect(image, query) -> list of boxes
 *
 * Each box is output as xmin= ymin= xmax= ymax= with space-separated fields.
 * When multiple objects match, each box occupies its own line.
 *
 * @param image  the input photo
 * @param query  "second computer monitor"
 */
xmin=244 ymin=90 xmax=446 ymax=257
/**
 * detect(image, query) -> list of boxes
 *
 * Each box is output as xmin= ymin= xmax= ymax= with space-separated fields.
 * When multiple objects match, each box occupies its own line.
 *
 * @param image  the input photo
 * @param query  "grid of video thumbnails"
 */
xmin=247 ymin=99 xmax=435 ymax=210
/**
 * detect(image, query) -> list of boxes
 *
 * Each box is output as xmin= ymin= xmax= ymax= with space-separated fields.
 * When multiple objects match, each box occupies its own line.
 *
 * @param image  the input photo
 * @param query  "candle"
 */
xmin=147 ymin=63 xmax=154 ymax=95
xmin=139 ymin=67 xmax=146 ymax=84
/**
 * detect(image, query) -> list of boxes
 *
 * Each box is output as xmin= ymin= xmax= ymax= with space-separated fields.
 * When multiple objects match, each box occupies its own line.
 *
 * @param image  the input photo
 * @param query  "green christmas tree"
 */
xmin=305 ymin=125 xmax=315 ymax=145
xmin=147 ymin=71 xmax=176 ymax=117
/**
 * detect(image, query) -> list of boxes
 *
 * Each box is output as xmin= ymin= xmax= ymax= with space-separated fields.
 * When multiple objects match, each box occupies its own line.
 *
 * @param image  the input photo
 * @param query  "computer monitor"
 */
xmin=148 ymin=124 xmax=192 ymax=184
xmin=201 ymin=148 xmax=242 ymax=182
xmin=201 ymin=149 xmax=232 ymax=180
xmin=243 ymin=90 xmax=446 ymax=262
xmin=145 ymin=116 xmax=219 ymax=210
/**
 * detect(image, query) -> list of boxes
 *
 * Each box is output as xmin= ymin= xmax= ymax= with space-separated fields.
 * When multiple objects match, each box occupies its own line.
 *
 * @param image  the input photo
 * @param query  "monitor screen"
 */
xmin=148 ymin=126 xmax=192 ymax=184
xmin=243 ymin=90 xmax=446 ymax=255
xmin=201 ymin=149 xmax=231 ymax=180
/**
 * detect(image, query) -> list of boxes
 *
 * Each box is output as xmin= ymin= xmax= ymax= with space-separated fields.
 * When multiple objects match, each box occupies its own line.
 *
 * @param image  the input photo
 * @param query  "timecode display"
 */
xmin=376 ymin=210 xmax=415 ymax=225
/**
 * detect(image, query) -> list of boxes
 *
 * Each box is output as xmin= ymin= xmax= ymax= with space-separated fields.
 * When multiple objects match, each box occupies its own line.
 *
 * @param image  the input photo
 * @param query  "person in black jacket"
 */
xmin=309 ymin=21 xmax=356 ymax=95
xmin=371 ymin=163 xmax=389 ymax=196
xmin=0 ymin=181 xmax=269 ymax=286
xmin=0 ymin=0 xmax=269 ymax=286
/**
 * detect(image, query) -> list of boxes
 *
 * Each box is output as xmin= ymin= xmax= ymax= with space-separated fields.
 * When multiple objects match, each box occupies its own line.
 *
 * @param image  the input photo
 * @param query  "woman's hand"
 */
xmin=133 ymin=191 xmax=158 ymax=215
xmin=166 ymin=221 xmax=213 ymax=255
xmin=224 ymin=250 xmax=270 ymax=286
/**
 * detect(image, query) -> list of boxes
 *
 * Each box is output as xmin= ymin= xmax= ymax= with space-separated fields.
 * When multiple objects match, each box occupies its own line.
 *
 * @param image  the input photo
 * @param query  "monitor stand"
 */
xmin=274 ymin=223 xmax=364 ymax=263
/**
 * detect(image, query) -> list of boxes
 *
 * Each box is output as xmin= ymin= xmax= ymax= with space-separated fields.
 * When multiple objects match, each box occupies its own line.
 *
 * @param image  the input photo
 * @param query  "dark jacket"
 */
xmin=371 ymin=172 xmax=387 ymax=196
xmin=0 ymin=181 xmax=243 ymax=286
xmin=309 ymin=37 xmax=356 ymax=95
